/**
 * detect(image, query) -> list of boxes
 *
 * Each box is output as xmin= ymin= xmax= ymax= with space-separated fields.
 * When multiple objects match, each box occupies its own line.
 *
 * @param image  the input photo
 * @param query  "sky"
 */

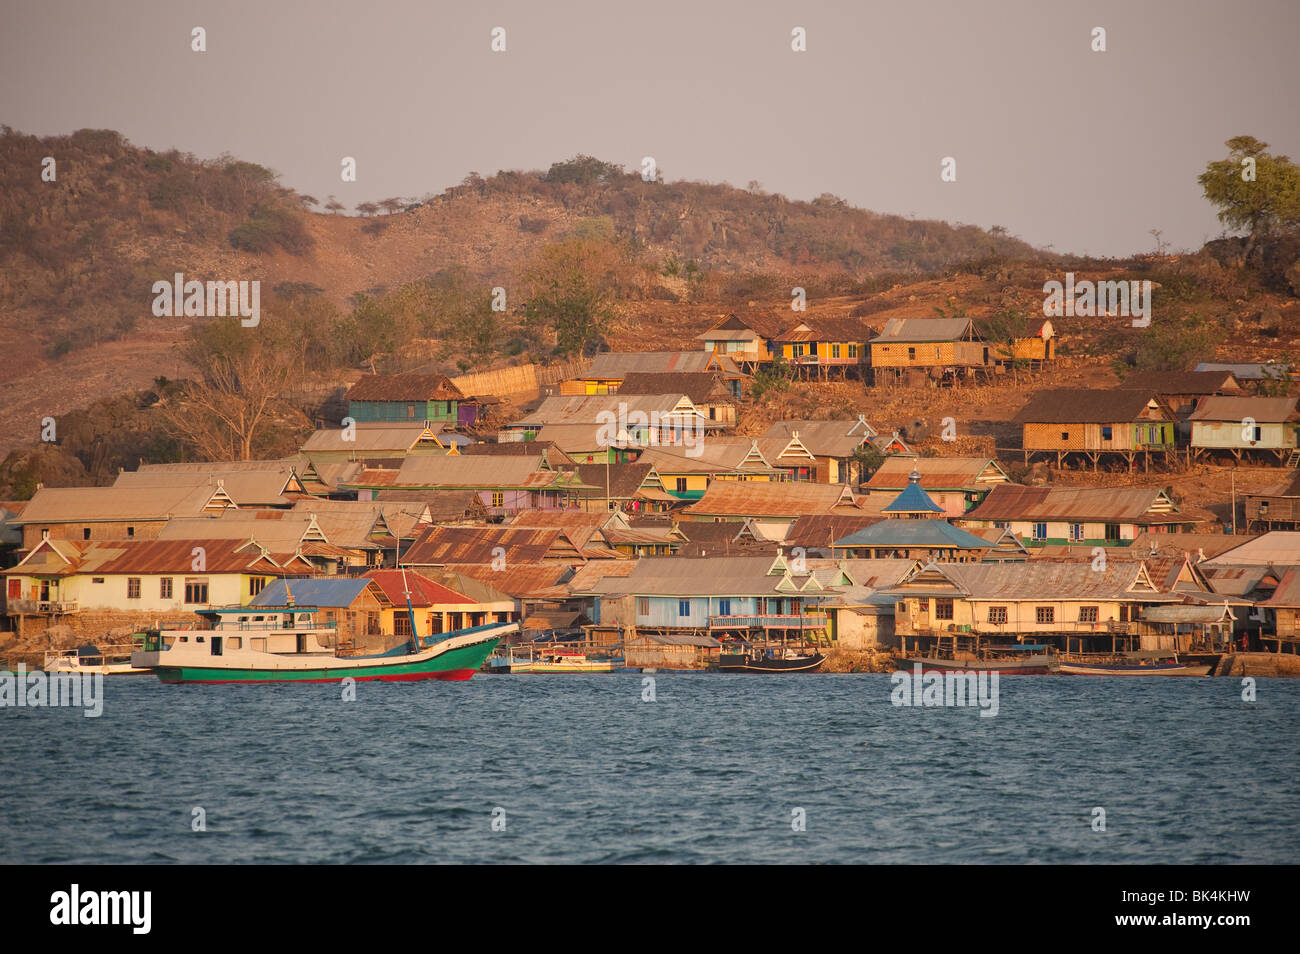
xmin=3 ymin=0 xmax=1298 ymax=258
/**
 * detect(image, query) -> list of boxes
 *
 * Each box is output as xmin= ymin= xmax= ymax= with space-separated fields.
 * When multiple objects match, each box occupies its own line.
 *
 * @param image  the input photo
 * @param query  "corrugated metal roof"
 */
xmin=1013 ymin=389 xmax=1172 ymax=424
xmin=1202 ymin=531 xmax=1300 ymax=567
xmin=585 ymin=351 xmax=745 ymax=379
xmin=871 ymin=317 xmax=974 ymax=343
xmin=683 ymin=481 xmax=858 ymax=517
xmin=833 ymin=519 xmax=988 ymax=549
xmin=344 ymin=373 xmax=464 ymax=402
xmin=865 ymin=457 xmax=1009 ymax=490
xmin=889 ymin=561 xmax=1172 ymax=601
xmin=1118 ymin=370 xmax=1241 ymax=395
xmin=762 ymin=419 xmax=874 ymax=457
xmin=1187 ymin=395 xmax=1299 ymax=423
xmin=251 ymin=577 xmax=372 ymax=608
xmin=964 ymin=485 xmax=1192 ymax=524
xmin=364 ymin=569 xmax=475 ymax=606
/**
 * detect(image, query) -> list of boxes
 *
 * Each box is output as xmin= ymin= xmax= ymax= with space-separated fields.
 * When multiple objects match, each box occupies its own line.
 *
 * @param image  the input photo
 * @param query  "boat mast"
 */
xmin=400 ymin=567 xmax=420 ymax=654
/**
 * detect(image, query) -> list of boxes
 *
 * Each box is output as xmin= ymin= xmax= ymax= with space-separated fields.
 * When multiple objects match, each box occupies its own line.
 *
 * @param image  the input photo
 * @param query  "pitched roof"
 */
xmin=1187 ymin=396 xmax=1299 ymax=423
xmin=772 ymin=316 xmax=880 ymax=343
xmin=783 ymin=514 xmax=886 ymax=549
xmin=438 ymin=562 xmax=571 ymax=599
xmin=761 ymin=419 xmax=874 ymax=457
xmin=358 ymin=455 xmax=590 ymax=490
xmin=509 ymin=393 xmax=705 ymax=428
xmin=584 ymin=351 xmax=744 ymax=379
xmin=4 ymin=538 xmax=312 ymax=577
xmin=699 ymin=312 xmax=788 ymax=339
xmin=616 ymin=372 xmax=734 ymax=405
xmin=301 ymin=422 xmax=446 ymax=454
xmin=865 ymin=457 xmax=1010 ymax=490
xmin=1201 ymin=531 xmax=1300 ymax=568
xmin=871 ymin=317 xmax=975 ymax=343
xmin=1013 ymin=389 xmax=1172 ymax=424
xmin=344 ymin=373 xmax=464 ymax=402
xmin=880 ymin=477 xmax=946 ymax=514
xmin=573 ymin=463 xmax=655 ymax=499
xmin=250 ymin=577 xmax=373 ymax=608
xmin=888 ymin=560 xmax=1169 ymax=601
xmin=963 ymin=485 xmax=1194 ymax=525
xmin=683 ymin=481 xmax=858 ymax=518
xmin=832 ymin=520 xmax=989 ymax=550
xmin=364 ymin=569 xmax=477 ymax=606
xmin=1119 ymin=370 xmax=1242 ymax=395
xmin=401 ymin=526 xmax=561 ymax=565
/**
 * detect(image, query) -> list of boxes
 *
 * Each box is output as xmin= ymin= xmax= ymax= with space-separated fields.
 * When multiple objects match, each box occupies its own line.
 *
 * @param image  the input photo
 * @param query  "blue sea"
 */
xmin=2 ymin=674 xmax=1296 ymax=864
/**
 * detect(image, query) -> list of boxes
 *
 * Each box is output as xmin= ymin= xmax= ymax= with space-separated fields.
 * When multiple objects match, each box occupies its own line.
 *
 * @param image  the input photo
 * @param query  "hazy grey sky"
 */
xmin=4 ymin=0 xmax=1298 ymax=257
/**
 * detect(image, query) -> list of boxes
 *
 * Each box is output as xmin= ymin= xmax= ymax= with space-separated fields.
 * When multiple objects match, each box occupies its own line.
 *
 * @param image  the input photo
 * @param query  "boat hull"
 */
xmin=718 ymin=652 xmax=825 ymax=673
xmin=139 ymin=626 xmax=507 ymax=684
xmin=894 ymin=655 xmax=1057 ymax=674
xmin=1058 ymin=661 xmax=1212 ymax=676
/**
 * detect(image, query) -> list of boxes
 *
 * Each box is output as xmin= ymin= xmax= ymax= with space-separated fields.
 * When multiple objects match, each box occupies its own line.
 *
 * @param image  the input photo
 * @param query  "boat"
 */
xmin=1058 ymin=650 xmax=1212 ymax=676
xmin=893 ymin=644 xmax=1059 ymax=674
xmin=132 ymin=576 xmax=514 ymax=684
xmin=486 ymin=646 xmax=621 ymax=673
xmin=718 ymin=645 xmax=826 ymax=673
xmin=44 ymin=640 xmax=152 ymax=676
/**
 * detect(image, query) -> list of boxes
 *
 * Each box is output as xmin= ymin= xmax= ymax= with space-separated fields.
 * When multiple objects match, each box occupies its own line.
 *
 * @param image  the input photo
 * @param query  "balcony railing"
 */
xmin=6 ymin=599 xmax=79 ymax=614
xmin=710 ymin=614 xmax=829 ymax=629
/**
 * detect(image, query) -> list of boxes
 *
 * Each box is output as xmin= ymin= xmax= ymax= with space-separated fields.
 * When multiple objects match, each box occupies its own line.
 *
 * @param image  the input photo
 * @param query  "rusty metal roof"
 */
xmin=1013 ymin=389 xmax=1173 ymax=424
xmin=344 ymin=373 xmax=465 ymax=402
xmin=963 ymin=485 xmax=1195 ymax=524
xmin=683 ymin=481 xmax=859 ymax=518
xmin=1188 ymin=395 xmax=1299 ymax=423
xmin=865 ymin=457 xmax=1010 ymax=490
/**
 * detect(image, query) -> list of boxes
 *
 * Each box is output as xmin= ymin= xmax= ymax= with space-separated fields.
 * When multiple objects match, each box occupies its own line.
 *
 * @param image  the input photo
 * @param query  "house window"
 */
xmin=907 ymin=346 xmax=916 ymax=360
xmin=394 ymin=614 xmax=411 ymax=636
xmin=1033 ymin=523 xmax=1048 ymax=540
xmin=934 ymin=598 xmax=954 ymax=620
xmin=676 ymin=478 xmax=688 ymax=493
xmin=249 ymin=577 xmax=267 ymax=597
xmin=1101 ymin=426 xmax=1113 ymax=441
xmin=678 ymin=599 xmax=690 ymax=618
xmin=126 ymin=526 xmax=135 ymax=538
xmin=848 ymin=344 xmax=858 ymax=358
xmin=832 ymin=344 xmax=841 ymax=359
xmin=91 ymin=577 xmax=105 ymax=584
xmin=988 ymin=606 xmax=1008 ymax=624
xmin=1060 ymin=431 xmax=1070 ymax=441
xmin=160 ymin=577 xmax=173 ymax=599
xmin=637 ymin=598 xmax=650 ymax=617
xmin=7 ymin=579 xmax=20 ymax=599
xmin=1035 ymin=606 xmax=1055 ymax=624
xmin=1251 ymin=426 xmax=1262 ymax=442
xmin=184 ymin=579 xmax=209 ymax=604
xmin=718 ymin=598 xmax=732 ymax=616
xmin=491 ymin=492 xmax=504 ymax=508
xmin=127 ymin=578 xmax=141 ymax=600
xmin=407 ymin=404 xmax=416 ymax=418
xmin=83 ymin=527 xmax=91 ymax=540
xmin=1070 ymin=523 xmax=1084 ymax=541
xmin=1079 ymin=606 xmax=1099 ymax=622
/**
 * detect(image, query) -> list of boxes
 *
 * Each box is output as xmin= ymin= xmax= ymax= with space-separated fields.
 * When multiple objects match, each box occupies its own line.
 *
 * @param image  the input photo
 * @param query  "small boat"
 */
xmin=718 ymin=646 xmax=825 ymax=673
xmin=44 ymin=641 xmax=152 ymax=677
xmin=133 ymin=575 xmax=514 ymax=684
xmin=894 ymin=644 xmax=1058 ymax=675
xmin=487 ymin=647 xmax=621 ymax=673
xmin=1058 ymin=650 xmax=1212 ymax=676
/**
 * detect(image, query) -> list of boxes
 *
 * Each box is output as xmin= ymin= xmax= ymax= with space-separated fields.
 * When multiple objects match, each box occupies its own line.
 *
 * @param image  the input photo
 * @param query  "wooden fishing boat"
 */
xmin=132 ymin=575 xmax=514 ymax=684
xmin=486 ymin=647 xmax=621 ymax=673
xmin=1058 ymin=650 xmax=1212 ymax=676
xmin=894 ymin=644 xmax=1058 ymax=675
xmin=718 ymin=646 xmax=825 ymax=673
xmin=44 ymin=641 xmax=152 ymax=676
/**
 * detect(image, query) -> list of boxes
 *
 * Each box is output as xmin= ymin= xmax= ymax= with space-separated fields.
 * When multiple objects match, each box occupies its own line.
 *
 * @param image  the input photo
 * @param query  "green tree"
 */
xmin=1198 ymin=136 xmax=1300 ymax=254
xmin=522 ymin=238 xmax=622 ymax=355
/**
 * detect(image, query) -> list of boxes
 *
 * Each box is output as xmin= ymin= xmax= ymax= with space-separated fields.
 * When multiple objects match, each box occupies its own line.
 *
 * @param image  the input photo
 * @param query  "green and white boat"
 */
xmin=132 ymin=579 xmax=513 ymax=684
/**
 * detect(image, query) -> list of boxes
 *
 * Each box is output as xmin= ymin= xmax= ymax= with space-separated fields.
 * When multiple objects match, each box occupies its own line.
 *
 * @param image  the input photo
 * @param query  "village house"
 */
xmin=501 ymin=393 xmax=718 ymax=452
xmin=570 ymin=463 xmax=680 ymax=515
xmin=696 ymin=313 xmax=787 ymax=370
xmin=634 ymin=440 xmax=783 ymax=501
xmin=9 ymin=460 xmax=313 ymax=551
xmin=680 ymin=480 xmax=863 ymax=534
xmin=829 ymin=471 xmax=992 ymax=562
xmin=885 ymin=560 xmax=1178 ymax=655
xmin=1244 ymin=471 xmax=1300 ymax=531
xmin=868 ymin=317 xmax=989 ymax=384
xmin=1188 ymin=395 xmax=1300 ymax=463
xmin=761 ymin=416 xmax=877 ymax=483
xmin=300 ymin=421 xmax=453 ymax=466
xmin=574 ymin=351 xmax=747 ymax=397
xmin=862 ymin=457 xmax=1012 ymax=517
xmin=344 ymin=373 xmax=472 ymax=426
xmin=961 ymin=484 xmax=1205 ymax=545
xmin=1014 ymin=389 xmax=1177 ymax=469
xmin=991 ymin=317 xmax=1056 ymax=368
xmin=615 ymin=371 xmax=738 ymax=425
xmin=342 ymin=456 xmax=592 ymax=517
xmin=1 ymin=538 xmax=313 ymax=639
xmin=771 ymin=316 xmax=877 ymax=380
xmin=1119 ymin=369 xmax=1244 ymax=421
xmin=363 ymin=569 xmax=515 ymax=639
xmin=248 ymin=577 xmax=385 ymax=648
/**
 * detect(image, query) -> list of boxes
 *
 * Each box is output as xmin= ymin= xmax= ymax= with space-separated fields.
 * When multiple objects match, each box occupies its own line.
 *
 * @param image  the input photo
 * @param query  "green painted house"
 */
xmin=345 ymin=373 xmax=467 ymax=425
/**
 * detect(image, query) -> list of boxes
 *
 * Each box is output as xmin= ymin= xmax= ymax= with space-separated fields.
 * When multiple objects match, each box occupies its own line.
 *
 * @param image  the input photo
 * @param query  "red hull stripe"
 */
xmin=159 ymin=669 xmax=476 ymax=685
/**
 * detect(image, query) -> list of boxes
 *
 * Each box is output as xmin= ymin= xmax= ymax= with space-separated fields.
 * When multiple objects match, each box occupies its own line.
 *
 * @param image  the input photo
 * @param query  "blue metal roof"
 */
xmin=250 ymin=577 xmax=371 ymax=608
xmin=832 ymin=519 xmax=989 ymax=549
xmin=881 ymin=476 xmax=945 ymax=513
